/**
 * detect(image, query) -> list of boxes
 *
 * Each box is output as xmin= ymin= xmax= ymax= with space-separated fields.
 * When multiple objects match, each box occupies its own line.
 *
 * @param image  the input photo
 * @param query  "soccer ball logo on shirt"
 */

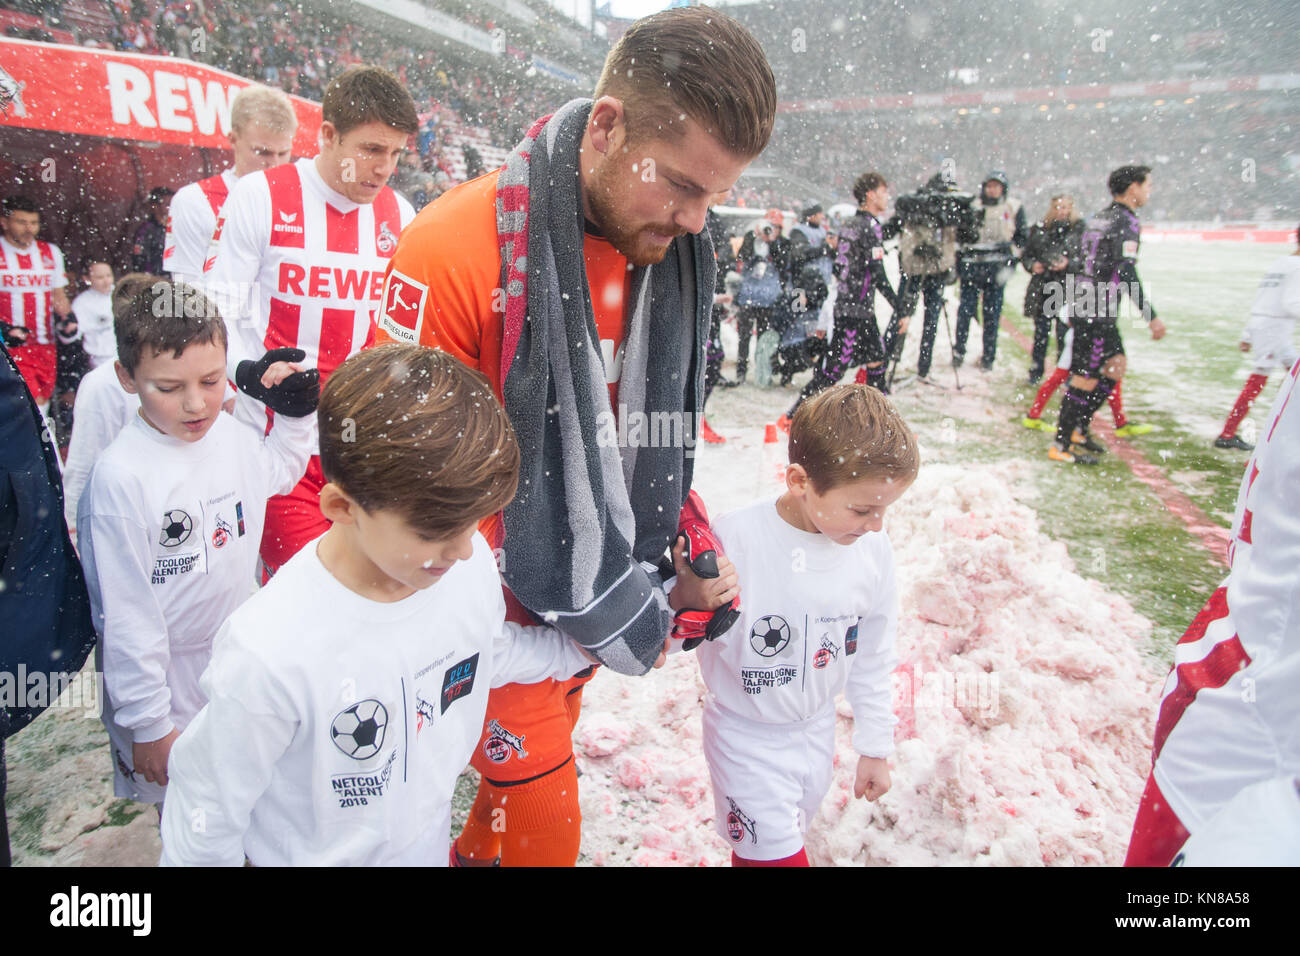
xmin=159 ymin=510 xmax=193 ymax=548
xmin=749 ymin=614 xmax=791 ymax=657
xmin=331 ymin=699 xmax=389 ymax=760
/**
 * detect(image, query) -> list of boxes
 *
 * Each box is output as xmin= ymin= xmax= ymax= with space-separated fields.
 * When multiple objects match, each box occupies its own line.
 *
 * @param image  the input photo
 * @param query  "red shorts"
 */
xmin=260 ymin=454 xmax=329 ymax=572
xmin=10 ymin=342 xmax=57 ymax=404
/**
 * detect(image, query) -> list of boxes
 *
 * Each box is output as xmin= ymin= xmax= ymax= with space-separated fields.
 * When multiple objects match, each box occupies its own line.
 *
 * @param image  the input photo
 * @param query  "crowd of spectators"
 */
xmin=2 ymin=0 xmax=573 ymax=168
xmin=4 ymin=0 xmax=1295 ymax=222
xmin=769 ymin=92 xmax=1299 ymax=224
xmin=728 ymin=0 xmax=1298 ymax=100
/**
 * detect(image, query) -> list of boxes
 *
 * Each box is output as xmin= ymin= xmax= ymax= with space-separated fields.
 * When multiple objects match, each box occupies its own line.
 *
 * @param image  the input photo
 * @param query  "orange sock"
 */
xmin=456 ymin=759 xmax=582 ymax=866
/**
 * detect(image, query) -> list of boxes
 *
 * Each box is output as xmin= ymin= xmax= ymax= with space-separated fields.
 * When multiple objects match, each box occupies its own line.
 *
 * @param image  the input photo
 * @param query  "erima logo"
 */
xmin=279 ymin=211 xmax=298 ymax=223
xmin=49 ymin=886 xmax=151 ymax=936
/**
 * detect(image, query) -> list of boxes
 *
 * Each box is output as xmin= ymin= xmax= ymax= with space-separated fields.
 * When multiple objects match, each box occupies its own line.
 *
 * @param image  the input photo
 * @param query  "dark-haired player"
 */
xmin=779 ymin=171 xmax=899 ymax=430
xmin=203 ymin=66 xmax=416 ymax=571
xmin=1050 ymin=165 xmax=1166 ymax=465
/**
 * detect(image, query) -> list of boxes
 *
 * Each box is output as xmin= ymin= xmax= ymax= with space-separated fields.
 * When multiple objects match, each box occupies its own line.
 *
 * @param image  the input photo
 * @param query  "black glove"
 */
xmin=54 ymin=315 xmax=79 ymax=342
xmin=235 ymin=347 xmax=320 ymax=418
xmin=1 ymin=321 xmax=29 ymax=349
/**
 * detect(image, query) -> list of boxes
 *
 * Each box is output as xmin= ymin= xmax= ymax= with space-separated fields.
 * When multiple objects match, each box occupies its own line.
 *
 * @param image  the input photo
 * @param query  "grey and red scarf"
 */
xmin=494 ymin=98 xmax=715 ymax=675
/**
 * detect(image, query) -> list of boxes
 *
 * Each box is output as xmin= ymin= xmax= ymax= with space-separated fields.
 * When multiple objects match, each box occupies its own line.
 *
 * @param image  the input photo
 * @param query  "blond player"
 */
xmin=164 ymin=85 xmax=298 ymax=283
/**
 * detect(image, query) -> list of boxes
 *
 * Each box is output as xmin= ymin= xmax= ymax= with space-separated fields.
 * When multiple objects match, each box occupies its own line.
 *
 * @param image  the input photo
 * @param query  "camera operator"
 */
xmin=734 ymin=209 xmax=790 ymax=384
xmin=1022 ymin=194 xmax=1082 ymax=383
xmin=787 ymin=203 xmax=836 ymax=288
xmin=953 ymin=171 xmax=1027 ymax=371
xmin=894 ymin=171 xmax=977 ymax=383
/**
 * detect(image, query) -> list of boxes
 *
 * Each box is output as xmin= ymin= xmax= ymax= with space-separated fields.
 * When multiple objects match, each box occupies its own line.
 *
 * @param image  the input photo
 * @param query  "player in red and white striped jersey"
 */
xmin=1126 ymin=356 xmax=1300 ymax=865
xmin=203 ymin=66 xmax=417 ymax=572
xmin=164 ymin=85 xmax=298 ymax=283
xmin=1 ymin=195 xmax=75 ymax=412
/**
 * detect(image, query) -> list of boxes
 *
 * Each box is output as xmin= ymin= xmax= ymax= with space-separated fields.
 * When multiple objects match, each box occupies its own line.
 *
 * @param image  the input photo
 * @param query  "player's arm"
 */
xmin=866 ymin=240 xmax=899 ymax=310
xmin=160 ymin=624 xmax=297 ymax=866
xmin=1281 ymin=265 xmax=1300 ymax=321
xmin=201 ymin=182 xmax=272 ymax=382
xmin=165 ymin=188 xmax=208 ymax=282
xmin=50 ymin=247 xmax=73 ymax=325
xmin=1115 ymin=258 xmax=1164 ymax=338
xmin=78 ymin=508 xmax=176 ymax=748
xmin=51 ymin=288 xmax=72 ymax=322
xmin=258 ymin=396 xmax=315 ymax=498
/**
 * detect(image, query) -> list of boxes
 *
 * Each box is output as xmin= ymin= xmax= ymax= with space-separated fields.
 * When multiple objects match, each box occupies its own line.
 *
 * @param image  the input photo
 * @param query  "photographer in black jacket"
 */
xmin=1022 ymin=194 xmax=1083 ymax=383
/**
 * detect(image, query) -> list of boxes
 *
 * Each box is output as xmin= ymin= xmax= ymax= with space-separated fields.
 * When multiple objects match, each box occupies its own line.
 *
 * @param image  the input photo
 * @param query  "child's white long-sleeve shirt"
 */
xmin=160 ymin=533 xmax=593 ymax=866
xmin=79 ymin=410 xmax=312 ymax=756
xmin=697 ymin=497 xmax=899 ymax=758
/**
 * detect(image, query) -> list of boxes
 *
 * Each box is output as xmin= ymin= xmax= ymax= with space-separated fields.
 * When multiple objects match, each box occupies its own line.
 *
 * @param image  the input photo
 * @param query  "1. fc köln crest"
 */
xmin=482 ymin=719 xmax=528 ymax=764
xmin=726 ymin=797 xmax=757 ymax=844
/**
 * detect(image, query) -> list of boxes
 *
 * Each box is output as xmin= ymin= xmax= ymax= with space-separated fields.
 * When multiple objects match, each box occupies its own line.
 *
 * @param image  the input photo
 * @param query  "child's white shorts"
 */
xmin=1247 ymin=318 xmax=1298 ymax=375
xmin=702 ymin=700 xmax=836 ymax=861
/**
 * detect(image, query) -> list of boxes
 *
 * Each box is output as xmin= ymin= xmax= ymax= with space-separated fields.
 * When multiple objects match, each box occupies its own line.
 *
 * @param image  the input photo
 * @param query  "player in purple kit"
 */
xmin=1050 ymin=165 xmax=1167 ymax=465
xmin=779 ymin=172 xmax=899 ymax=430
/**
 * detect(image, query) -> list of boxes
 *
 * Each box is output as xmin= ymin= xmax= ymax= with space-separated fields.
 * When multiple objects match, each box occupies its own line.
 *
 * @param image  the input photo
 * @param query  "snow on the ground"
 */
xmin=576 ymin=386 xmax=1163 ymax=866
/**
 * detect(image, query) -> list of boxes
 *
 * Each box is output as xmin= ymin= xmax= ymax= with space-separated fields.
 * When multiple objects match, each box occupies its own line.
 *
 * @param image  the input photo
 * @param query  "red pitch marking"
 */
xmin=1003 ymin=320 xmax=1229 ymax=566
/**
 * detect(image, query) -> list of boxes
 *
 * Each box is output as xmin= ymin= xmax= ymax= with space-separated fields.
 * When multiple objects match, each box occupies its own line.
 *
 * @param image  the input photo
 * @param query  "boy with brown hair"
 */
xmin=160 ymin=345 xmax=595 ymax=866
xmin=376 ymin=2 xmax=770 ymax=867
xmin=697 ymin=384 xmax=918 ymax=865
xmin=77 ymin=278 xmax=315 ymax=805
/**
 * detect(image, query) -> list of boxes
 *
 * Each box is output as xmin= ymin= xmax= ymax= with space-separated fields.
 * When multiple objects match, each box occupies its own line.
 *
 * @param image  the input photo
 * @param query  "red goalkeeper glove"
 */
xmin=672 ymin=490 xmax=741 ymax=651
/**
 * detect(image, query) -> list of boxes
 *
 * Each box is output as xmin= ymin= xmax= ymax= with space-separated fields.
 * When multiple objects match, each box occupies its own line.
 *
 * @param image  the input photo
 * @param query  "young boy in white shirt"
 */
xmin=78 ymin=278 xmax=317 ymax=805
xmin=697 ymin=384 xmax=918 ymax=865
xmin=159 ymin=344 xmax=596 ymax=866
xmin=70 ymin=261 xmax=117 ymax=369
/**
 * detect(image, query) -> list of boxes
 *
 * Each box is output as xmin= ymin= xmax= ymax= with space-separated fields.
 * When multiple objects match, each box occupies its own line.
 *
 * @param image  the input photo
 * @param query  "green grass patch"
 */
xmin=103 ymin=799 xmax=148 ymax=829
xmin=986 ymin=311 xmax=1227 ymax=664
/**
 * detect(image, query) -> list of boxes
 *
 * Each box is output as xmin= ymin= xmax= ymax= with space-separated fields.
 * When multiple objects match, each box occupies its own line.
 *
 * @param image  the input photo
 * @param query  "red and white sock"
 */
xmin=1220 ymin=374 xmax=1268 ymax=439
xmin=1028 ymin=367 xmax=1069 ymax=419
xmin=1109 ymin=379 xmax=1126 ymax=428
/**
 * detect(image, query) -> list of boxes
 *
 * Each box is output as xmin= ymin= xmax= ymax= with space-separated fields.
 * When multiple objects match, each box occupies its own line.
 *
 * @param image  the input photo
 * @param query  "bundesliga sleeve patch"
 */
xmin=378 ymin=270 xmax=428 ymax=344
xmin=1121 ymin=240 xmax=1139 ymax=259
xmin=871 ymin=247 xmax=884 ymax=260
